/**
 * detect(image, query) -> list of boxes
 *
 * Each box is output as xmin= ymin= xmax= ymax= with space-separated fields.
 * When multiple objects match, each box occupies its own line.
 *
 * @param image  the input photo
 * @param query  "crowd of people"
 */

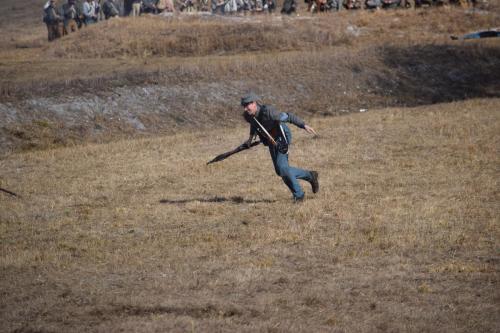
xmin=43 ymin=0 xmax=122 ymax=41
xmin=43 ymin=0 xmax=476 ymax=41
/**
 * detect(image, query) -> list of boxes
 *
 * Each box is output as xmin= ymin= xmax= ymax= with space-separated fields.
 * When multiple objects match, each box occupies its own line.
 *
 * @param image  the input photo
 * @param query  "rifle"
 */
xmin=251 ymin=117 xmax=289 ymax=154
xmin=207 ymin=141 xmax=261 ymax=165
xmin=0 ymin=187 xmax=19 ymax=198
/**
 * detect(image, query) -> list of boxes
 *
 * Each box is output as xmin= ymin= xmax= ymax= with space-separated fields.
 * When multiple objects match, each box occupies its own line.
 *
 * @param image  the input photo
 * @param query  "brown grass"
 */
xmin=43 ymin=16 xmax=348 ymax=59
xmin=2 ymin=37 xmax=499 ymax=154
xmin=1 ymin=6 xmax=499 ymax=94
xmin=0 ymin=4 xmax=499 ymax=330
xmin=1 ymin=98 xmax=499 ymax=332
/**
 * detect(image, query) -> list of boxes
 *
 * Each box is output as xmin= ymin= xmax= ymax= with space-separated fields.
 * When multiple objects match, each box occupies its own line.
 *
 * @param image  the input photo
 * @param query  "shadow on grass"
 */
xmin=90 ymin=303 xmax=245 ymax=319
xmin=159 ymin=196 xmax=276 ymax=205
xmin=375 ymin=43 xmax=500 ymax=106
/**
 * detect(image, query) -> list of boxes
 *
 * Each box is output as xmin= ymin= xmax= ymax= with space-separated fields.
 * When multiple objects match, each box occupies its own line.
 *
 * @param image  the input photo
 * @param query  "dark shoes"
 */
xmin=310 ymin=171 xmax=319 ymax=194
xmin=293 ymin=171 xmax=318 ymax=203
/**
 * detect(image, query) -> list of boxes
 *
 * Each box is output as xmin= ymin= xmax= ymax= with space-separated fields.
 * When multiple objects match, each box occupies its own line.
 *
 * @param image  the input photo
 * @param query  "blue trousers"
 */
xmin=268 ymin=125 xmax=312 ymax=199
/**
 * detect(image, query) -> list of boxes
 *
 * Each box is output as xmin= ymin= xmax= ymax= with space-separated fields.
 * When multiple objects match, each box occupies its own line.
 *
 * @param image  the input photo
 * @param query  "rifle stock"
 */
xmin=207 ymin=141 xmax=260 ymax=165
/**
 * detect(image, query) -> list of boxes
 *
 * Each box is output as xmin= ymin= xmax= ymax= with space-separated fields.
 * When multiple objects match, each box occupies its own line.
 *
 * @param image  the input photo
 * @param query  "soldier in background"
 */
xmin=62 ymin=0 xmax=80 ymax=34
xmin=103 ymin=0 xmax=120 ymax=18
xmin=400 ymin=0 xmax=414 ymax=8
xmin=131 ymin=0 xmax=142 ymax=16
xmin=224 ymin=0 xmax=238 ymax=13
xmin=98 ymin=0 xmax=106 ymax=20
xmin=142 ymin=0 xmax=158 ymax=13
xmin=281 ymin=0 xmax=296 ymax=14
xmin=157 ymin=0 xmax=175 ymax=12
xmin=83 ymin=0 xmax=98 ymax=24
xmin=73 ymin=0 xmax=86 ymax=28
xmin=263 ymin=0 xmax=276 ymax=12
xmin=212 ymin=0 xmax=223 ymax=14
xmin=180 ymin=0 xmax=197 ymax=12
xmin=166 ymin=0 xmax=176 ymax=12
xmin=43 ymin=0 xmax=64 ymax=41
xmin=157 ymin=0 xmax=166 ymax=12
xmin=198 ymin=0 xmax=210 ymax=11
xmin=254 ymin=0 xmax=264 ymax=11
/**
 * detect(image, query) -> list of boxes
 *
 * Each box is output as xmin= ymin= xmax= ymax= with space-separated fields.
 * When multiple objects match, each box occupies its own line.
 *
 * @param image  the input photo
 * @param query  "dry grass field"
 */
xmin=1 ymin=0 xmax=500 ymax=332
xmin=1 ymin=98 xmax=499 ymax=332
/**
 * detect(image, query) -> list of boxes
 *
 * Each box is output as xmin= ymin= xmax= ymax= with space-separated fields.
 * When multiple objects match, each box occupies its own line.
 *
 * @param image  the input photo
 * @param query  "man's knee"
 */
xmin=277 ymin=166 xmax=292 ymax=178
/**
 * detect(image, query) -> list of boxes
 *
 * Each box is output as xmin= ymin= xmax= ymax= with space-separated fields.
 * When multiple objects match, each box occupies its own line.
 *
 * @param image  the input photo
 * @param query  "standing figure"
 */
xmin=141 ymin=0 xmax=158 ymax=13
xmin=131 ymin=0 xmax=142 ymax=15
xmin=103 ymin=0 xmax=120 ymax=18
xmin=240 ymin=93 xmax=319 ymax=202
xmin=83 ymin=0 xmax=98 ymax=24
xmin=43 ymin=0 xmax=64 ymax=41
xmin=156 ymin=0 xmax=169 ymax=12
xmin=62 ymin=0 xmax=79 ymax=33
xmin=400 ymin=0 xmax=414 ymax=8
xmin=224 ymin=0 xmax=238 ymax=13
xmin=263 ymin=0 xmax=276 ymax=12
xmin=198 ymin=0 xmax=210 ymax=11
xmin=281 ymin=0 xmax=296 ymax=14
xmin=216 ymin=0 xmax=226 ymax=13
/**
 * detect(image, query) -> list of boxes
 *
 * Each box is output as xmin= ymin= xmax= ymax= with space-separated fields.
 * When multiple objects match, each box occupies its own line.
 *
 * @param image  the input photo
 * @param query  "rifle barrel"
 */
xmin=207 ymin=141 xmax=260 ymax=165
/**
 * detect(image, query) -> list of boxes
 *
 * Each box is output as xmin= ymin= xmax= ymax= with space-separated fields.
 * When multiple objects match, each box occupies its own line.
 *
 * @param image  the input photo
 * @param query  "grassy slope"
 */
xmin=2 ymin=7 xmax=499 ymax=91
xmin=1 ymin=7 xmax=500 ymax=155
xmin=0 ymin=1 xmax=499 ymax=331
xmin=1 ymin=98 xmax=499 ymax=332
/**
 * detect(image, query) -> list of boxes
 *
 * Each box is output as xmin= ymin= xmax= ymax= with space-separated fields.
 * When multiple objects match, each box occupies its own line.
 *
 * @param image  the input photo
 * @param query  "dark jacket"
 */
xmin=62 ymin=3 xmax=79 ymax=20
xmin=44 ymin=4 xmax=62 ymax=24
xmin=281 ymin=0 xmax=296 ymax=14
xmin=245 ymin=104 xmax=305 ymax=146
xmin=103 ymin=0 xmax=119 ymax=18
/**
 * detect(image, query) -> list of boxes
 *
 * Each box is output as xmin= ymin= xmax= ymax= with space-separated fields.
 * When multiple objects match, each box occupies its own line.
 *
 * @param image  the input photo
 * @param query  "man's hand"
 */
xmin=304 ymin=125 xmax=317 ymax=136
xmin=243 ymin=134 xmax=256 ymax=148
xmin=242 ymin=139 xmax=252 ymax=149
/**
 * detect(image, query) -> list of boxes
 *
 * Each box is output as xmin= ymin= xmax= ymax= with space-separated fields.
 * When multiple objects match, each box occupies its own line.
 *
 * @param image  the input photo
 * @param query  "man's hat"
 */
xmin=241 ymin=92 xmax=260 ymax=106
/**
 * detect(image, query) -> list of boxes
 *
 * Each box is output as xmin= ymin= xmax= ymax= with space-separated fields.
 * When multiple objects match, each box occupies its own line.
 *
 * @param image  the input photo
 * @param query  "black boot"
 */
xmin=310 ymin=171 xmax=319 ymax=194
